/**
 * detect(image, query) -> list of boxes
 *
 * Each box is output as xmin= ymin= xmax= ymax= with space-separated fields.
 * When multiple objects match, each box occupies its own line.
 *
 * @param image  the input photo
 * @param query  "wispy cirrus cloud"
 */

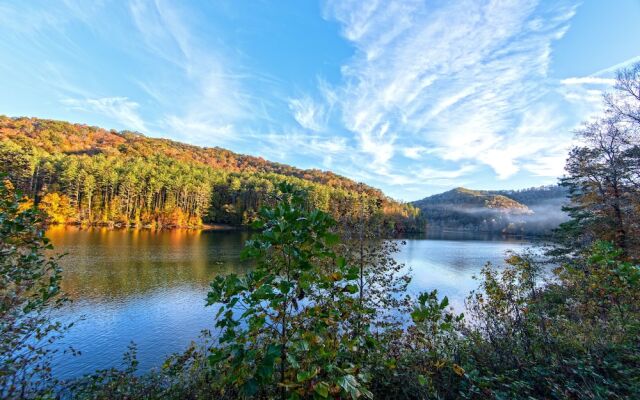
xmin=128 ymin=0 xmax=254 ymax=143
xmin=591 ymin=55 xmax=640 ymax=77
xmin=555 ymin=55 xmax=640 ymax=125
xmin=319 ymin=0 xmax=580 ymax=185
xmin=62 ymin=97 xmax=148 ymax=132
xmin=416 ymin=165 xmax=478 ymax=183
xmin=288 ymin=96 xmax=327 ymax=132
xmin=561 ymin=77 xmax=616 ymax=86
xmin=402 ymin=146 xmax=428 ymax=160
xmin=1 ymin=0 xmax=262 ymax=145
xmin=257 ymin=130 xmax=349 ymax=169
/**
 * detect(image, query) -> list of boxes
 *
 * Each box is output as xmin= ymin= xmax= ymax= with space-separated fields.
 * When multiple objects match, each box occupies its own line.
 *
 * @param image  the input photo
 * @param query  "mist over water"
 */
xmin=526 ymin=199 xmax=570 ymax=225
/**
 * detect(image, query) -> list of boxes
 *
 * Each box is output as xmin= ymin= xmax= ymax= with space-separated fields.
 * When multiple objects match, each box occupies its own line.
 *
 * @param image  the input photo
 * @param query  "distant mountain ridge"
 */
xmin=412 ymin=186 xmax=568 ymax=235
xmin=414 ymin=187 xmax=533 ymax=212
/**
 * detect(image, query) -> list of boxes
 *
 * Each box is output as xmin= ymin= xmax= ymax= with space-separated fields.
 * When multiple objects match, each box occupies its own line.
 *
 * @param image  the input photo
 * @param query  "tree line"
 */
xmin=0 ymin=117 xmax=424 ymax=232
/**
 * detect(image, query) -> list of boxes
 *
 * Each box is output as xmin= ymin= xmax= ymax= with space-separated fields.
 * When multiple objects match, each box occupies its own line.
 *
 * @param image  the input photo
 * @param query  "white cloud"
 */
xmin=288 ymin=96 xmax=326 ymax=131
xmin=524 ymin=153 xmax=568 ymax=177
xmin=62 ymin=97 xmax=148 ymax=132
xmin=557 ymin=76 xmax=612 ymax=123
xmin=164 ymin=116 xmax=234 ymax=142
xmin=128 ymin=0 xmax=255 ymax=145
xmin=480 ymin=104 xmax=569 ymax=179
xmin=0 ymin=0 xmax=255 ymax=147
xmin=322 ymin=0 xmax=580 ymax=183
xmin=591 ymin=55 xmax=640 ymax=77
xmin=402 ymin=146 xmax=427 ymax=160
xmin=561 ymin=77 xmax=616 ymax=86
xmin=4 ymin=0 xmax=629 ymax=200
xmin=417 ymin=165 xmax=477 ymax=181
xmin=257 ymin=130 xmax=349 ymax=170
xmin=129 ymin=0 xmax=193 ymax=69
xmin=556 ymin=73 xmax=618 ymax=122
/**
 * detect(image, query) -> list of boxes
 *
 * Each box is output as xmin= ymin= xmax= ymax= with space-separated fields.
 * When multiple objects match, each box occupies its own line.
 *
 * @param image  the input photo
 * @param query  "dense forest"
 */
xmin=412 ymin=186 xmax=568 ymax=235
xmin=0 ymin=116 xmax=423 ymax=232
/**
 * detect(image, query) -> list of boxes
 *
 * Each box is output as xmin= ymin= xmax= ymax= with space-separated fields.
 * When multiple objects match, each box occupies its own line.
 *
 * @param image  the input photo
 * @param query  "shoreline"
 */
xmin=399 ymin=227 xmax=556 ymax=242
xmin=44 ymin=223 xmax=556 ymax=239
xmin=45 ymin=222 xmax=247 ymax=231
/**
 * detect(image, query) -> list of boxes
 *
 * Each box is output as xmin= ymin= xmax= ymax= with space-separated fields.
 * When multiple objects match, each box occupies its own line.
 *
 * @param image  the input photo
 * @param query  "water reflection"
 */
xmin=398 ymin=237 xmax=530 ymax=311
xmin=46 ymin=226 xmax=530 ymax=379
xmin=47 ymin=226 xmax=252 ymax=301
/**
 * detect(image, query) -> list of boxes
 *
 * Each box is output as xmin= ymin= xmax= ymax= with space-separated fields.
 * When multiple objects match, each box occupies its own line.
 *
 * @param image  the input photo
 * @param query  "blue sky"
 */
xmin=1 ymin=0 xmax=639 ymax=200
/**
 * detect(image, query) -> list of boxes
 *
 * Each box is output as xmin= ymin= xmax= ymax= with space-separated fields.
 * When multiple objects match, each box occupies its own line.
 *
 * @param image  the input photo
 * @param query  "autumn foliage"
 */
xmin=0 ymin=116 xmax=424 ymax=231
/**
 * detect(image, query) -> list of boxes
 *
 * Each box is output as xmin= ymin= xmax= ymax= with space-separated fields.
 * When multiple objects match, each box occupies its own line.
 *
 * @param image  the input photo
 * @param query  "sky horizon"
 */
xmin=2 ymin=0 xmax=639 ymax=201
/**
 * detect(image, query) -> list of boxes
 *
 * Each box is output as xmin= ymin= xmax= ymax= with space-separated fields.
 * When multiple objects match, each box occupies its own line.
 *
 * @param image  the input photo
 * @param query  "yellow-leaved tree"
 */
xmin=39 ymin=192 xmax=76 ymax=224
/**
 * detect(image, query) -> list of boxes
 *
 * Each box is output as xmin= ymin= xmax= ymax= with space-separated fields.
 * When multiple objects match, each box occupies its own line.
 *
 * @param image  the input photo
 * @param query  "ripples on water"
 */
xmin=46 ymin=226 xmax=531 ymax=379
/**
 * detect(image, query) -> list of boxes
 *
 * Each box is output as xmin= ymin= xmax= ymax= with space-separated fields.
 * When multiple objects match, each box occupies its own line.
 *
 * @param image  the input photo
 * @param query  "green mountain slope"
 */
xmin=414 ymin=187 xmax=532 ymax=212
xmin=0 ymin=115 xmax=423 ymax=231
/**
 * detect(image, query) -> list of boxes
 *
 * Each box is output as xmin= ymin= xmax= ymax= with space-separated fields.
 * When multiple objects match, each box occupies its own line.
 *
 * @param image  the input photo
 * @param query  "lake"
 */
xmin=46 ymin=226 xmax=532 ymax=380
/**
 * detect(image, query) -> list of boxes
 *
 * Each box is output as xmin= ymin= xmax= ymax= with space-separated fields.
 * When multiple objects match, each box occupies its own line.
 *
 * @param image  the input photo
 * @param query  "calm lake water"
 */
xmin=46 ymin=226 xmax=532 ymax=380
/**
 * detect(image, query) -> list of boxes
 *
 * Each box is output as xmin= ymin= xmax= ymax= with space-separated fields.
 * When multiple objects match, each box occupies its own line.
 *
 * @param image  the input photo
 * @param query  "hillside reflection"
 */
xmin=47 ymin=226 xmax=252 ymax=301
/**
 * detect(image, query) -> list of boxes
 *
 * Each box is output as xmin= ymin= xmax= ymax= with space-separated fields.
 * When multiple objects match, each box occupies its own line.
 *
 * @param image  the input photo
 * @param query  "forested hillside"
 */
xmin=0 ymin=116 xmax=423 ymax=231
xmin=494 ymin=185 xmax=567 ymax=207
xmin=413 ymin=186 xmax=568 ymax=235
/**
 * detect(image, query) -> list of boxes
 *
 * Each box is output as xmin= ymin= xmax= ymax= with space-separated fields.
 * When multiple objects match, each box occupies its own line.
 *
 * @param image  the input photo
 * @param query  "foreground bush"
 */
xmin=206 ymin=185 xmax=376 ymax=399
xmin=0 ymin=177 xmax=69 ymax=399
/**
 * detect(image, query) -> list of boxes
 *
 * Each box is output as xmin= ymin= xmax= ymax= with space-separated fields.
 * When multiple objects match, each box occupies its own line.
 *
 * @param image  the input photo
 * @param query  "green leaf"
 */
xmin=439 ymin=296 xmax=449 ymax=309
xmin=323 ymin=232 xmax=340 ymax=246
xmin=278 ymin=280 xmax=292 ymax=295
xmin=257 ymin=362 xmax=274 ymax=380
xmin=208 ymin=349 xmax=228 ymax=366
xmin=314 ymin=382 xmax=330 ymax=398
xmin=337 ymin=375 xmax=361 ymax=399
xmin=346 ymin=266 xmax=360 ymax=280
xmin=254 ymin=283 xmax=275 ymax=300
xmin=296 ymin=369 xmax=318 ymax=382
xmin=411 ymin=309 xmax=424 ymax=323
xmin=242 ymin=379 xmax=259 ymax=396
xmin=266 ymin=343 xmax=281 ymax=359
xmin=287 ymin=352 xmax=300 ymax=369
xmin=344 ymin=284 xmax=359 ymax=294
